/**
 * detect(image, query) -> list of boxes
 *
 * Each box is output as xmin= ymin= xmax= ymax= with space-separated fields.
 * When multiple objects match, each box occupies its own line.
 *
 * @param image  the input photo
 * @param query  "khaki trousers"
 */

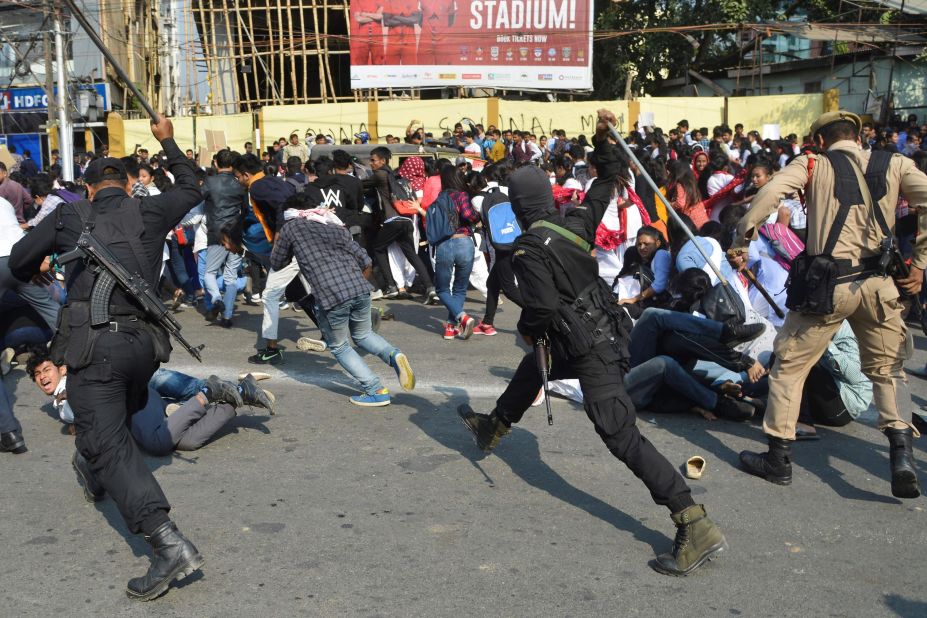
xmin=764 ymin=275 xmax=917 ymax=440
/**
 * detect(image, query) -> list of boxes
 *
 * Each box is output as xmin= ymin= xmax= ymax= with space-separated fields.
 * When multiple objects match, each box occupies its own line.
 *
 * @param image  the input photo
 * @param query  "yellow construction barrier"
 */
xmin=727 ymin=93 xmax=825 ymax=138
xmin=105 ymin=94 xmax=834 ymax=155
xmin=113 ymin=113 xmax=254 ymax=157
xmin=260 ymin=102 xmax=370 ymax=147
xmin=638 ymin=96 xmax=726 ymax=135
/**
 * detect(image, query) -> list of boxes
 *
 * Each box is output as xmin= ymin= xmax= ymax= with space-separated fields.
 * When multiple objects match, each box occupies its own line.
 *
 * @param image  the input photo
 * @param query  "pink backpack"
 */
xmin=758 ymin=222 xmax=804 ymax=271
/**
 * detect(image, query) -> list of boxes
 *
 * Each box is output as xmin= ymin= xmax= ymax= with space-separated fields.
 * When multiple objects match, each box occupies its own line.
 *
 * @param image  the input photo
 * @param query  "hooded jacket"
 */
xmin=509 ymin=139 xmax=624 ymax=348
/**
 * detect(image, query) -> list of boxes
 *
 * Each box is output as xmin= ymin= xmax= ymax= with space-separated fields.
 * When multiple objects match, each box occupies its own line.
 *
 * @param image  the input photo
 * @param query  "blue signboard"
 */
xmin=0 ymin=133 xmax=44 ymax=168
xmin=0 ymin=82 xmax=109 ymax=112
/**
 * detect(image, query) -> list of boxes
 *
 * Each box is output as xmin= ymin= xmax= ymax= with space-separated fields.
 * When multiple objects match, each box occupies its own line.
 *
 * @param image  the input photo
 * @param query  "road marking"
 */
xmin=165 ymin=360 xmax=511 ymax=397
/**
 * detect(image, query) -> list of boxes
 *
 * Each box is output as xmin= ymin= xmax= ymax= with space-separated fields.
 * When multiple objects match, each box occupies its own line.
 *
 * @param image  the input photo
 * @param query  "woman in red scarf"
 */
xmin=398 ymin=156 xmax=427 ymax=197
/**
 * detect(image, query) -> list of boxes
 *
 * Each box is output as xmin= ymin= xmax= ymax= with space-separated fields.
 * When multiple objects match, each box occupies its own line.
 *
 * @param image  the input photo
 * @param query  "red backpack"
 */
xmin=758 ymin=222 xmax=804 ymax=271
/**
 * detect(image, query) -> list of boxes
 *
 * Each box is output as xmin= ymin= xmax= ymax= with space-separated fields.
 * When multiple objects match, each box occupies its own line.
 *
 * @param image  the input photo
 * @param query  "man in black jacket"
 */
xmin=9 ymin=116 xmax=207 ymax=601
xmin=317 ymin=149 xmax=371 ymax=249
xmin=364 ymin=146 xmax=434 ymax=300
xmin=233 ymin=154 xmax=300 ymax=364
xmin=458 ymin=110 xmax=728 ymax=576
xmin=203 ymin=149 xmax=246 ymax=327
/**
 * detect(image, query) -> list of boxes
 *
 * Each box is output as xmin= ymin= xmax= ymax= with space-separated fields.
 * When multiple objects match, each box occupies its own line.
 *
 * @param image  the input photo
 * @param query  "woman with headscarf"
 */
xmin=386 ymin=157 xmax=430 ymax=298
xmin=398 ymin=156 xmax=427 ymax=198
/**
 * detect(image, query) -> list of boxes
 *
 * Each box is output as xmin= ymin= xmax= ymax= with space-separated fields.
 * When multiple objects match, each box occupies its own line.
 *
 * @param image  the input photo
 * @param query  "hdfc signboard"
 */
xmin=349 ymin=0 xmax=593 ymax=90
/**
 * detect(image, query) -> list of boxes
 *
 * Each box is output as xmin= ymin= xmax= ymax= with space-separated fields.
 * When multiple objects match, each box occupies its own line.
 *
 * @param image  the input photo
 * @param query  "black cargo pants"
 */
xmin=496 ymin=342 xmax=694 ymax=513
xmin=69 ymin=326 xmax=171 ymax=535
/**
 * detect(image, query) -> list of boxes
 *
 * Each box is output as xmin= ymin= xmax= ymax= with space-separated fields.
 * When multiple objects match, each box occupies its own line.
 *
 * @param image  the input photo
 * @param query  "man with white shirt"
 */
xmin=0 ymin=196 xmax=59 ymax=333
xmin=463 ymin=132 xmax=483 ymax=157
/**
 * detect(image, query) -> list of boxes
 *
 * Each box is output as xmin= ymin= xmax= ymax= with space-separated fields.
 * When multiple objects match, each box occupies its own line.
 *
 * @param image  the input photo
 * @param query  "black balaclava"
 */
xmin=508 ymin=165 xmax=557 ymax=227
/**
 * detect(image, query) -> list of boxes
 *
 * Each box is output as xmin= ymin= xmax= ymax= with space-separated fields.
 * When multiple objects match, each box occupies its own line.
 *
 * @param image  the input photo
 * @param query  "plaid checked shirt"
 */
xmin=270 ymin=218 xmax=372 ymax=310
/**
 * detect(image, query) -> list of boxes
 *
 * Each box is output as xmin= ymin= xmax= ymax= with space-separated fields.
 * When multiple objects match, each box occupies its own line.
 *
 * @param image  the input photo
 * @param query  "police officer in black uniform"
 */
xmin=458 ymin=110 xmax=727 ymax=575
xmin=9 ymin=116 xmax=206 ymax=601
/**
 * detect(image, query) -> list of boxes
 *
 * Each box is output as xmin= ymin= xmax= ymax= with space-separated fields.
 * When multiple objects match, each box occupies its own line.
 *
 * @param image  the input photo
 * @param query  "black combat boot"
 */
xmin=885 ymin=428 xmax=921 ymax=499
xmin=739 ymin=437 xmax=792 ymax=485
xmin=457 ymin=405 xmax=510 ymax=453
xmin=72 ymin=451 xmax=105 ymax=502
xmin=653 ymin=504 xmax=728 ymax=576
xmin=0 ymin=430 xmax=27 ymax=454
xmin=126 ymin=522 xmax=204 ymax=601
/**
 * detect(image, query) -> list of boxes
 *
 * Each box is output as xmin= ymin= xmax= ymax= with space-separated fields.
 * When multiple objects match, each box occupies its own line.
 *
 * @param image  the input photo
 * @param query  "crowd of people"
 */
xmin=1 ymin=106 xmax=926 ymax=599
xmin=4 ymin=110 xmax=927 ymax=446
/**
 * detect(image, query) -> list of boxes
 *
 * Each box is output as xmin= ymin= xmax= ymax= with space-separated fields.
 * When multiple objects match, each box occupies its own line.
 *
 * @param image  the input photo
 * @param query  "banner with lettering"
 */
xmin=349 ymin=0 xmax=593 ymax=90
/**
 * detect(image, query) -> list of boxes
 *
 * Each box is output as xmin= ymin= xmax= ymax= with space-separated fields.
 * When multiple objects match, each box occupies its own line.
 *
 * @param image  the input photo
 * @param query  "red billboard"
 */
xmin=349 ymin=0 xmax=593 ymax=90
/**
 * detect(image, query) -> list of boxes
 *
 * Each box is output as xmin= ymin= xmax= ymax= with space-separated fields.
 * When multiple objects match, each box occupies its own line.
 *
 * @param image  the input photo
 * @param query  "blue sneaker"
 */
xmin=390 ymin=351 xmax=415 ymax=391
xmin=350 ymin=388 xmax=391 ymax=407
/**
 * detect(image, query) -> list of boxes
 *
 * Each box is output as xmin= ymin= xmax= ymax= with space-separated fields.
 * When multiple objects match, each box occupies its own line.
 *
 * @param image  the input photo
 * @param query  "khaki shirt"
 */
xmin=283 ymin=142 xmax=310 ymax=164
xmin=735 ymin=140 xmax=927 ymax=269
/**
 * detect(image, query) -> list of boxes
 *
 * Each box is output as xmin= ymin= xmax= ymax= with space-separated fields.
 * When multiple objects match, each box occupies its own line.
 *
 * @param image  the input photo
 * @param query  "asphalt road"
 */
xmin=2 ymin=292 xmax=926 ymax=617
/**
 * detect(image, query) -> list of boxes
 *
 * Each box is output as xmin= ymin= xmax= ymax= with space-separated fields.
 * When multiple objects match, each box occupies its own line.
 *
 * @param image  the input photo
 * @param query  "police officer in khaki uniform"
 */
xmin=734 ymin=111 xmax=927 ymax=499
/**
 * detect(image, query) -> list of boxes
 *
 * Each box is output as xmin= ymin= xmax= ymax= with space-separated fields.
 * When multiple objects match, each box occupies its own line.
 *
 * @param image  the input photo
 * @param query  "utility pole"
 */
xmin=54 ymin=3 xmax=74 ymax=181
xmin=43 ymin=26 xmax=57 ymax=155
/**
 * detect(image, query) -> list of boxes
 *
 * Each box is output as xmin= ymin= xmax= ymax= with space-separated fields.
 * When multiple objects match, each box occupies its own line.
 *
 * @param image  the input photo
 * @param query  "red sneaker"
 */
xmin=443 ymin=323 xmax=459 ymax=340
xmin=458 ymin=314 xmax=476 ymax=340
xmin=474 ymin=322 xmax=498 ymax=336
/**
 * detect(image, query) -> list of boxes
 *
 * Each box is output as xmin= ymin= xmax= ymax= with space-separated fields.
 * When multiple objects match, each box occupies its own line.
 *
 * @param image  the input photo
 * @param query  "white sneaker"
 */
xmin=297 ymin=337 xmax=328 ymax=353
xmin=237 ymin=371 xmax=272 ymax=381
xmin=279 ymin=301 xmax=290 ymax=310
xmin=251 ymin=292 xmax=263 ymax=302
xmin=370 ymin=289 xmax=384 ymax=300
xmin=0 ymin=348 xmax=14 ymax=376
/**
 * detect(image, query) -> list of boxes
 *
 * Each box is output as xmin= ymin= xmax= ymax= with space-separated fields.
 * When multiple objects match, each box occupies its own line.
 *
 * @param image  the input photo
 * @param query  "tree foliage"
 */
xmin=591 ymin=0 xmax=870 ymax=99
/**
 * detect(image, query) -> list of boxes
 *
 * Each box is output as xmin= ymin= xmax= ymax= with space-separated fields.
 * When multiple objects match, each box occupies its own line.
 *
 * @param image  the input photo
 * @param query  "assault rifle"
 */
xmin=535 ymin=337 xmax=554 ymax=426
xmin=57 ymin=232 xmax=205 ymax=362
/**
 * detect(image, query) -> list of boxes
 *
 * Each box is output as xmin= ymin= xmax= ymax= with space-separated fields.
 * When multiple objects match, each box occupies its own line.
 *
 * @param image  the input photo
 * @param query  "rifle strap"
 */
xmin=530 ymin=220 xmax=592 ymax=253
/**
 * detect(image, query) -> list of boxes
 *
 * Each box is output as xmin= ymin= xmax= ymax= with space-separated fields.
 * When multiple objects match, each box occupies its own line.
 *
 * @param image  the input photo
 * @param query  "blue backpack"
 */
xmin=425 ymin=190 xmax=459 ymax=245
xmin=481 ymin=187 xmax=521 ymax=250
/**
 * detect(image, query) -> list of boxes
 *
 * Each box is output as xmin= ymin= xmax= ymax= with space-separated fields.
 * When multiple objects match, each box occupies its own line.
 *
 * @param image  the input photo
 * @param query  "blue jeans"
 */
xmin=316 ymin=294 xmax=397 ymax=395
xmin=204 ymin=245 xmax=242 ymax=319
xmin=166 ymin=238 xmax=195 ymax=295
xmin=197 ymin=249 xmax=211 ymax=311
xmin=0 ymin=377 xmax=20 ymax=434
xmin=629 ymin=307 xmax=724 ymax=368
xmin=434 ymin=237 xmax=475 ymax=323
xmin=148 ymin=368 xmax=205 ymax=401
xmin=130 ymin=387 xmax=174 ymax=456
xmin=626 ymin=355 xmax=717 ymax=411
xmin=1 ymin=325 xmax=52 ymax=349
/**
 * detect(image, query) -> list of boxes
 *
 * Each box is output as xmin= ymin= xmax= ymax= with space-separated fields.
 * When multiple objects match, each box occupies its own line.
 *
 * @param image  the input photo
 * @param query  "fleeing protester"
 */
xmin=270 ymin=192 xmax=415 ymax=406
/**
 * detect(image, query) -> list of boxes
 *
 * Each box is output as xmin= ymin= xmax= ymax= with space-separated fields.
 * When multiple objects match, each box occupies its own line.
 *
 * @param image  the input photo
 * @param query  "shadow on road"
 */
xmin=650 ymin=412 xmax=911 ymax=504
xmin=404 ymin=386 xmax=671 ymax=554
xmin=883 ymin=593 xmax=927 ymax=617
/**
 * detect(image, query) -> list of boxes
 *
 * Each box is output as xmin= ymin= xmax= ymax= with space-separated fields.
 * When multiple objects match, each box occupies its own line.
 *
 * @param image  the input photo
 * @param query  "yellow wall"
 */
xmin=119 ymin=113 xmax=254 ymax=155
xmin=727 ymin=94 xmax=824 ymax=138
xmin=376 ymin=99 xmax=490 ymax=140
xmin=496 ymin=100 xmax=631 ymax=137
xmin=638 ymin=96 xmax=726 ymax=133
xmin=105 ymin=94 xmax=833 ymax=155
xmin=260 ymin=102 xmax=370 ymax=147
